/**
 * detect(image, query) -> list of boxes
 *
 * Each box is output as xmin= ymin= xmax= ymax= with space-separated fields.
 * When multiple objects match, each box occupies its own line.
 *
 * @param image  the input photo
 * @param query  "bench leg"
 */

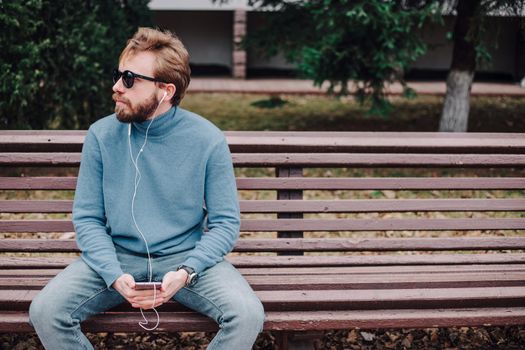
xmin=276 ymin=331 xmax=323 ymax=350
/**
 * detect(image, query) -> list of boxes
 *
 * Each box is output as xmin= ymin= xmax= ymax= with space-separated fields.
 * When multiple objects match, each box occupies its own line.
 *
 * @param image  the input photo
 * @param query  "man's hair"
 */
xmin=120 ymin=27 xmax=191 ymax=105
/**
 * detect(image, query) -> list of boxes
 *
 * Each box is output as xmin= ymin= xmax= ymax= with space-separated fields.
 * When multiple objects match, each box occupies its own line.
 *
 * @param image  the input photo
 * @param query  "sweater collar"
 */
xmin=131 ymin=106 xmax=180 ymax=137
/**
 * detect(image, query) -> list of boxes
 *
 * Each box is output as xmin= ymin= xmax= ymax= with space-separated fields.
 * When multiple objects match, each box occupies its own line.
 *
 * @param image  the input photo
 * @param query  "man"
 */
xmin=29 ymin=27 xmax=265 ymax=349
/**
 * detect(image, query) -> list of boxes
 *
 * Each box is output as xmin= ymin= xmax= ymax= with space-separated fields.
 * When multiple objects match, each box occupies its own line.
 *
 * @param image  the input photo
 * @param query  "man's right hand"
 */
xmin=112 ymin=274 xmax=164 ymax=309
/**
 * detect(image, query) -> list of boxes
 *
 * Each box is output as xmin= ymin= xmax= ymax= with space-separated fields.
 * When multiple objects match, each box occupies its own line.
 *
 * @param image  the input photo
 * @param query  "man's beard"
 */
xmin=113 ymin=92 xmax=159 ymax=123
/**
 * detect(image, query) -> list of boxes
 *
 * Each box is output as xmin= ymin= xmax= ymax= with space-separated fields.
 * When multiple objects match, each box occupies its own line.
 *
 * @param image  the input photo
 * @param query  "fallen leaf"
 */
xmin=346 ymin=330 xmax=358 ymax=343
xmin=402 ymin=333 xmax=414 ymax=348
xmin=360 ymin=331 xmax=375 ymax=342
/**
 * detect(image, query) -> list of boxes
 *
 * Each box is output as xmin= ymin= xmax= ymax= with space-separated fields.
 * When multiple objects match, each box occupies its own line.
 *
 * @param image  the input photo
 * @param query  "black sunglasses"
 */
xmin=112 ymin=69 xmax=167 ymax=89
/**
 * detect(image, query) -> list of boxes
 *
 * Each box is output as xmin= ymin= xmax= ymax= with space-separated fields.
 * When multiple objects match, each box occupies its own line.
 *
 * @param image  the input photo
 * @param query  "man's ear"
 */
xmin=161 ymin=83 xmax=176 ymax=101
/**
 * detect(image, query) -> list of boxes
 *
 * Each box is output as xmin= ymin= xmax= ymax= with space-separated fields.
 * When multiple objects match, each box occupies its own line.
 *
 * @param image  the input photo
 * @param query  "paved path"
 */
xmin=188 ymin=78 xmax=525 ymax=96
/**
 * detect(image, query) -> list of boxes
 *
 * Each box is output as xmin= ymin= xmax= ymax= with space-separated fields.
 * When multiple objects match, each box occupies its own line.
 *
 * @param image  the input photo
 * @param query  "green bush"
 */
xmin=0 ymin=0 xmax=152 ymax=129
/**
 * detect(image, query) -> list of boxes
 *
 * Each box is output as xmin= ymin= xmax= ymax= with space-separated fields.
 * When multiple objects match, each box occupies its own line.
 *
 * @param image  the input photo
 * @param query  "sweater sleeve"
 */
xmin=182 ymin=138 xmax=241 ymax=274
xmin=73 ymin=128 xmax=124 ymax=288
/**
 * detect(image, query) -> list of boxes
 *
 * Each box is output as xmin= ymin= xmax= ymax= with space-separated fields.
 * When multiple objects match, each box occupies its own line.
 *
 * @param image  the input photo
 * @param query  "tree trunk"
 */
xmin=440 ymin=69 xmax=474 ymax=131
xmin=439 ymin=0 xmax=479 ymax=132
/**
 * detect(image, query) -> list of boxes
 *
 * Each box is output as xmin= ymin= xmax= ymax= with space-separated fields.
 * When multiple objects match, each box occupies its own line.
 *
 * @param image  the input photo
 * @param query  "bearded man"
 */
xmin=29 ymin=27 xmax=264 ymax=350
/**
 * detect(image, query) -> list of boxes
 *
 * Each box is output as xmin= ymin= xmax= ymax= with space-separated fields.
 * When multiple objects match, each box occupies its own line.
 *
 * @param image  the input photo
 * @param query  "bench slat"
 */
xmin=3 ymin=307 xmax=525 ymax=332
xmin=223 ymin=237 xmax=525 ymax=251
xmin=239 ymin=264 xmax=525 ymax=275
xmin=0 ymin=131 xmax=85 ymax=153
xmin=0 ymin=200 xmax=73 ymax=213
xmin=241 ymin=199 xmax=525 ymax=213
xmin=233 ymin=154 xmax=525 ymax=168
xmin=259 ymin=287 xmax=525 ymax=310
xmin=2 ymin=177 xmax=524 ymax=190
xmin=225 ymin=132 xmax=525 ymax=153
xmin=236 ymin=177 xmax=525 ymax=190
xmin=0 ymin=153 xmax=80 ymax=166
xmin=3 ymin=198 xmax=524 ymax=213
xmin=0 ymin=177 xmax=77 ymax=190
xmin=2 ymin=153 xmax=525 ymax=167
xmin=4 ymin=264 xmax=525 ymax=278
xmin=0 ymin=311 xmax=217 ymax=333
xmin=2 ymin=237 xmax=525 ymax=253
xmin=2 ymin=287 xmax=525 ymax=311
xmin=1 ymin=218 xmax=524 ymax=233
xmin=219 ymin=272 xmax=525 ymax=290
xmin=3 ymin=271 xmax=524 ymax=291
xmin=241 ymin=218 xmax=525 ymax=231
xmin=0 ymin=220 xmax=74 ymax=232
xmin=2 ymin=253 xmax=525 ymax=269
xmin=228 ymin=254 xmax=525 ymax=267
xmin=2 ymin=131 xmax=525 ymax=153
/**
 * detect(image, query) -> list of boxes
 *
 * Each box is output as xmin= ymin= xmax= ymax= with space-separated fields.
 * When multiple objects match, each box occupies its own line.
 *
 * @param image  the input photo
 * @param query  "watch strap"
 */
xmin=177 ymin=265 xmax=198 ymax=286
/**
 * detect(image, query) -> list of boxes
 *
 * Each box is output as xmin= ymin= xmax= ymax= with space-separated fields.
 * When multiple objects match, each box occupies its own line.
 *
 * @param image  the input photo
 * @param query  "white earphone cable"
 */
xmin=128 ymin=91 xmax=167 ymax=331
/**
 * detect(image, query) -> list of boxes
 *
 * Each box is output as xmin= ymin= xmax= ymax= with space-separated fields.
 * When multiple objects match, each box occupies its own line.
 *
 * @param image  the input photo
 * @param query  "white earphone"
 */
xmin=127 ymin=88 xmax=168 ymax=331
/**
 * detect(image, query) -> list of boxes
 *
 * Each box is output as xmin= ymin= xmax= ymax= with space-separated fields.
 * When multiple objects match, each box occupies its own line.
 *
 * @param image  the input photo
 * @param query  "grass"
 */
xmin=180 ymin=93 xmax=525 ymax=132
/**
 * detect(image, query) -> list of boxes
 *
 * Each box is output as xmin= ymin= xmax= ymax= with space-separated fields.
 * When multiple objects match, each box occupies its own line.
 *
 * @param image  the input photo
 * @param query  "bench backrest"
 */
xmin=1 ymin=131 xmax=525 ymax=268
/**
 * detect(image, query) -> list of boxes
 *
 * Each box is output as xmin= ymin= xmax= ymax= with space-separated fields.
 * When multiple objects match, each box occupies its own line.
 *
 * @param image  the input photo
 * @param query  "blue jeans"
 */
xmin=29 ymin=246 xmax=265 ymax=350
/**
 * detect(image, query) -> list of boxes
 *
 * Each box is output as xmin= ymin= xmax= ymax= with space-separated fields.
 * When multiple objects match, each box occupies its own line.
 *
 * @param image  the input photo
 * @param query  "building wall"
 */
xmin=153 ymin=9 xmax=522 ymax=80
xmin=150 ymin=0 xmax=252 ymax=11
xmin=153 ymin=10 xmax=233 ymax=71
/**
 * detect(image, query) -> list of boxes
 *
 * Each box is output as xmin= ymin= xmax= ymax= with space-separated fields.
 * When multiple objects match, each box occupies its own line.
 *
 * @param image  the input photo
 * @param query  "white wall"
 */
xmin=150 ymin=0 xmax=253 ymax=11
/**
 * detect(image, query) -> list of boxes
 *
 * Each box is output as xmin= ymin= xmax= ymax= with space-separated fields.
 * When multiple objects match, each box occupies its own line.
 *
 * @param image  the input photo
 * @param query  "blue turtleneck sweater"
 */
xmin=73 ymin=106 xmax=240 ymax=288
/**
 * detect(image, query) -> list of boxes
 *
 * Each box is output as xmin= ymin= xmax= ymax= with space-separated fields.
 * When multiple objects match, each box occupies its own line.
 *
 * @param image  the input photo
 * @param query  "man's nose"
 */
xmin=112 ymin=78 xmax=125 ymax=93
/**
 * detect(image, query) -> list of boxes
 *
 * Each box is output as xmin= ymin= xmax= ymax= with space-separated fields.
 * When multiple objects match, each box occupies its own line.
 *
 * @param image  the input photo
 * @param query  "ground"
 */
xmin=3 ymin=326 xmax=525 ymax=349
xmin=180 ymin=94 xmax=525 ymax=133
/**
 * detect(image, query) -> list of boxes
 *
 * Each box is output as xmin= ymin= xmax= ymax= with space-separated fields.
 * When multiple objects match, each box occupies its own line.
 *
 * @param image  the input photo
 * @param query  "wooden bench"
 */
xmin=1 ymin=130 xmax=525 ymax=349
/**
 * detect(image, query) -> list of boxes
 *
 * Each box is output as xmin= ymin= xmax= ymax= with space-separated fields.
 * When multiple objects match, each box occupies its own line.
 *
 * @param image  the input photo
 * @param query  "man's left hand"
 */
xmin=160 ymin=270 xmax=188 ymax=302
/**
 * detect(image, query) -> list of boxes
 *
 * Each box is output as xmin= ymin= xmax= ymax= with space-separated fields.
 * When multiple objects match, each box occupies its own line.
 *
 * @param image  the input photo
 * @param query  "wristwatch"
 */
xmin=177 ymin=265 xmax=199 ymax=286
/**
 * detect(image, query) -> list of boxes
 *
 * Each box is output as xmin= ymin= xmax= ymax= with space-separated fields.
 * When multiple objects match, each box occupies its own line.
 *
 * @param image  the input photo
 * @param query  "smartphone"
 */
xmin=134 ymin=282 xmax=162 ymax=290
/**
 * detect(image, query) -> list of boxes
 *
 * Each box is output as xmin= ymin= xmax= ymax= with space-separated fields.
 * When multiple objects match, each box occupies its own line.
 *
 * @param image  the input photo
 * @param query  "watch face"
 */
xmin=188 ymin=273 xmax=198 ymax=286
xmin=178 ymin=265 xmax=198 ymax=286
